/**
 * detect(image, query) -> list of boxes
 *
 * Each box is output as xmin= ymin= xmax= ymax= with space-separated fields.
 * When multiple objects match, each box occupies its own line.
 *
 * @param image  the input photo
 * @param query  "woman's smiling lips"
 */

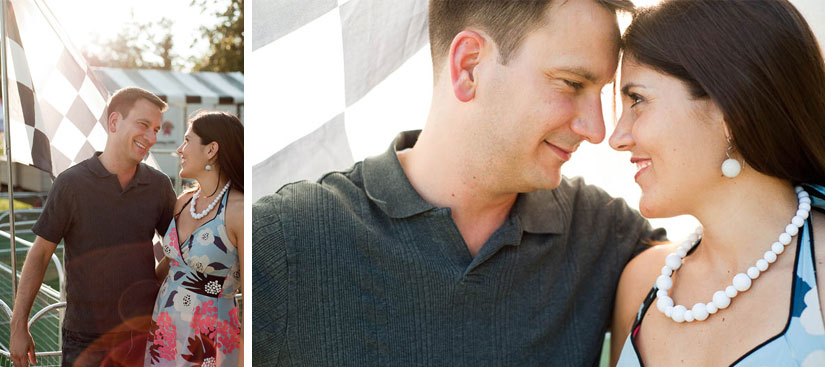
xmin=631 ymin=157 xmax=652 ymax=181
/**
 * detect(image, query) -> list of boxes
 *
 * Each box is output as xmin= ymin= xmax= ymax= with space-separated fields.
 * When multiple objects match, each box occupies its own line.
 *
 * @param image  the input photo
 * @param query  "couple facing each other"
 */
xmin=254 ymin=0 xmax=825 ymax=365
xmin=9 ymin=87 xmax=244 ymax=367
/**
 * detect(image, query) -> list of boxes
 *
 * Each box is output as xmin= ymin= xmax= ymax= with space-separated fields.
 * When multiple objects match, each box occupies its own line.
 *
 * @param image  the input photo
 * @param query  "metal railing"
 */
xmin=0 ymin=299 xmax=62 ymax=365
xmin=0 ymin=230 xmax=64 ymax=298
xmin=0 ymin=294 xmax=243 ymax=365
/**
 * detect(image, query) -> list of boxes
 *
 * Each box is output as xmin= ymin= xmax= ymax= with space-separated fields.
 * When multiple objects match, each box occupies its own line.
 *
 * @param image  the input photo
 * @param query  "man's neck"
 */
xmin=98 ymin=150 xmax=138 ymax=189
xmin=397 ymin=130 xmax=517 ymax=257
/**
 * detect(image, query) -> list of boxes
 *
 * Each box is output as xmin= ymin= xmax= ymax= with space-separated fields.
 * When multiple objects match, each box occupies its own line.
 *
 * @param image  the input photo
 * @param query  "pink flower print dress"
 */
xmin=146 ymin=191 xmax=241 ymax=367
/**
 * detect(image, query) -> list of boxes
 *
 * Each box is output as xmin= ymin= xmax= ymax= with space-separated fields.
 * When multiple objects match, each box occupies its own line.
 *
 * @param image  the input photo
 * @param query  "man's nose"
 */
xmin=572 ymin=94 xmax=606 ymax=144
xmin=146 ymin=129 xmax=158 ymax=145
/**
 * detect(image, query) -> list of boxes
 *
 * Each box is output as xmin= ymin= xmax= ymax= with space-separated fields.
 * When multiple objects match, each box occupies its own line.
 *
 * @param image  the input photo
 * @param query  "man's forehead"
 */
xmin=129 ymin=99 xmax=162 ymax=116
xmin=541 ymin=0 xmax=622 ymax=41
xmin=529 ymin=0 xmax=621 ymax=81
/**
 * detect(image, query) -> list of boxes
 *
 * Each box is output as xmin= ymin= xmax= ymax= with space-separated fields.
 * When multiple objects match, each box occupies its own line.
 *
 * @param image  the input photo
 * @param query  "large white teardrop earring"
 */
xmin=721 ymin=140 xmax=742 ymax=178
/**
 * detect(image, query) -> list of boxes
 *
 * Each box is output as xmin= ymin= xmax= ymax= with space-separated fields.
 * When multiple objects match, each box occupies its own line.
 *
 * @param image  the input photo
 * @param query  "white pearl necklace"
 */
xmin=190 ymin=181 xmax=231 ymax=220
xmin=655 ymin=186 xmax=811 ymax=323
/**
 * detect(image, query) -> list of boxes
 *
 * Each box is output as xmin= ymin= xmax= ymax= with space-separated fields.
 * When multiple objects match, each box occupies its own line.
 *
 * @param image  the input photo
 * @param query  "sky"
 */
xmin=43 ymin=0 xmax=227 ymax=70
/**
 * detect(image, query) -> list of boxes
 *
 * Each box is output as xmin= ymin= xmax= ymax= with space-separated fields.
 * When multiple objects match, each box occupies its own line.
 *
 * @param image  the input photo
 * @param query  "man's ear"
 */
xmin=449 ymin=30 xmax=486 ymax=102
xmin=107 ymin=112 xmax=120 ymax=134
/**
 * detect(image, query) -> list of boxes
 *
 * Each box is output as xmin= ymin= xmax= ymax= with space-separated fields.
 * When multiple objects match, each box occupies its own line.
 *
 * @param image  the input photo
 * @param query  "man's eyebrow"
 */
xmin=557 ymin=67 xmax=598 ymax=84
xmin=621 ymin=83 xmax=644 ymax=96
xmin=136 ymin=118 xmax=159 ymax=128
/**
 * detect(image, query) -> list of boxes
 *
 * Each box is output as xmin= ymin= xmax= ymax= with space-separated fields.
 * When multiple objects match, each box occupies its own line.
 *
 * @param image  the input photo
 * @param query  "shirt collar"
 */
xmin=362 ymin=130 xmax=436 ymax=218
xmin=512 ymin=188 xmax=569 ymax=234
xmin=363 ymin=130 xmax=570 ymax=233
xmin=87 ymin=152 xmax=151 ymax=184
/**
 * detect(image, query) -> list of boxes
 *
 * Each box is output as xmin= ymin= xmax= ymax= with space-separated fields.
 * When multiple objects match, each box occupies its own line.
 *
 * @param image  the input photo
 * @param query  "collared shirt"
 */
xmin=253 ymin=131 xmax=665 ymax=366
xmin=33 ymin=152 xmax=175 ymax=334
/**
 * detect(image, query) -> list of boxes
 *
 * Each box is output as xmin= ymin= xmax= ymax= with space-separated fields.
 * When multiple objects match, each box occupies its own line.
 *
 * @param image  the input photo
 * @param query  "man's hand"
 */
xmin=9 ymin=236 xmax=57 ymax=367
xmin=9 ymin=324 xmax=36 ymax=367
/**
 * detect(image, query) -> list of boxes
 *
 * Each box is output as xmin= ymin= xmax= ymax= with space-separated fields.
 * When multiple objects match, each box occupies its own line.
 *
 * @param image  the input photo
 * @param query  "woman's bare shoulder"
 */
xmin=613 ymin=243 xmax=678 ymax=340
xmin=174 ymin=189 xmax=197 ymax=213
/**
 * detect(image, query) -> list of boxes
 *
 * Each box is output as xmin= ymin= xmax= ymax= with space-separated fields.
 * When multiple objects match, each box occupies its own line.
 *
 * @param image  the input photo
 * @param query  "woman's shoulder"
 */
xmin=174 ymin=189 xmax=197 ymax=212
xmin=616 ymin=243 xmax=677 ymax=308
xmin=226 ymin=189 xmax=243 ymax=211
xmin=225 ymin=189 xmax=243 ymax=226
xmin=613 ymin=243 xmax=678 ymax=338
xmin=626 ymin=242 xmax=679 ymax=280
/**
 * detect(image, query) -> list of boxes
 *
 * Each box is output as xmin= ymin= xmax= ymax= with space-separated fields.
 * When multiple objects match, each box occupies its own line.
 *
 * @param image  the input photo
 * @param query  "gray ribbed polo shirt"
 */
xmin=253 ymin=131 xmax=665 ymax=366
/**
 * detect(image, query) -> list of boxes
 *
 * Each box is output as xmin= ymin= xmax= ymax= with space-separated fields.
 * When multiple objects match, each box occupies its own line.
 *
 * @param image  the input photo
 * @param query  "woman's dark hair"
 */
xmin=623 ymin=0 xmax=825 ymax=185
xmin=190 ymin=111 xmax=244 ymax=193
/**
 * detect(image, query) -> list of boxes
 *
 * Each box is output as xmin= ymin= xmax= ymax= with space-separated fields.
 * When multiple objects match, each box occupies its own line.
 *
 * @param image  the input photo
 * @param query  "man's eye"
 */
xmin=564 ymin=80 xmax=584 ymax=90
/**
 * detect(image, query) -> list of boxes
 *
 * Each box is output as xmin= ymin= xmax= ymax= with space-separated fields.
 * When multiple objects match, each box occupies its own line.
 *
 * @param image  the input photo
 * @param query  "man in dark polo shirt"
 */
xmin=9 ymin=87 xmax=175 ymax=367
xmin=254 ymin=0 xmax=666 ymax=366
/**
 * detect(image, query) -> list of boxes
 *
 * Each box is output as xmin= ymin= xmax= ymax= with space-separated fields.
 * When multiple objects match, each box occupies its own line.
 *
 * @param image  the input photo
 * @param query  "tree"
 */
xmin=84 ymin=17 xmax=176 ymax=70
xmin=190 ymin=0 xmax=243 ymax=73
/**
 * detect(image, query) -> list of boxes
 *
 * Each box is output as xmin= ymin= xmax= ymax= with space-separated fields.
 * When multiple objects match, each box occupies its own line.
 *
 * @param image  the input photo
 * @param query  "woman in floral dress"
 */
xmin=146 ymin=111 xmax=244 ymax=366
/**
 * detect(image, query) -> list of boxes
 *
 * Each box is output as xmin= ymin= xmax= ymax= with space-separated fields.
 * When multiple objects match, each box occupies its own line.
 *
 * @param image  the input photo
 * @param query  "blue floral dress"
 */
xmin=617 ymin=184 xmax=825 ymax=366
xmin=145 ymin=191 xmax=241 ymax=367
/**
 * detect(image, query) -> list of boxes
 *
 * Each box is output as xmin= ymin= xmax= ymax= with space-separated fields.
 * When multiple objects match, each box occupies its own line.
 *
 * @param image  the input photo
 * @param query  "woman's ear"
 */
xmin=207 ymin=141 xmax=220 ymax=161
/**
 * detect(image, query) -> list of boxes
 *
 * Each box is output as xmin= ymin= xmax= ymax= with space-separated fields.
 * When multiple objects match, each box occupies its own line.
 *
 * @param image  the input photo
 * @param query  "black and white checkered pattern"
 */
xmin=249 ymin=0 xmax=430 ymax=202
xmin=4 ymin=0 xmax=109 ymax=178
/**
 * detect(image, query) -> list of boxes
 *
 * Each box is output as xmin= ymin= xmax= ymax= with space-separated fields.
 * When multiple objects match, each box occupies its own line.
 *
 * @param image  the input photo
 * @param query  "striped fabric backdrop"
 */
xmin=248 ymin=0 xmax=429 ymax=203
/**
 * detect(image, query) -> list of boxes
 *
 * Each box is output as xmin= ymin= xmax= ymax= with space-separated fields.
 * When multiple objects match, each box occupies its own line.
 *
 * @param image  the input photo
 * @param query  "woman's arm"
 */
xmin=155 ymin=192 xmax=193 ymax=281
xmin=610 ymin=244 xmax=674 ymax=366
xmin=226 ymin=189 xmax=244 ymax=366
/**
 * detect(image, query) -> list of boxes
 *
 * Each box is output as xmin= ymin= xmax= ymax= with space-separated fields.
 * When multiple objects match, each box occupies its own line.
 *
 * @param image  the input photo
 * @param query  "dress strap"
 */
xmin=630 ymin=240 xmax=701 ymax=343
xmin=218 ymin=186 xmax=231 ymax=221
xmin=789 ymin=194 xmax=822 ymax=321
xmin=175 ymin=196 xmax=193 ymax=217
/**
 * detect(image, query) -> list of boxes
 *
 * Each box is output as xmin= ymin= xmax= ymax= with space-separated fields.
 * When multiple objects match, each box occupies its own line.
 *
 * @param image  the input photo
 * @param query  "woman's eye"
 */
xmin=629 ymin=93 xmax=644 ymax=107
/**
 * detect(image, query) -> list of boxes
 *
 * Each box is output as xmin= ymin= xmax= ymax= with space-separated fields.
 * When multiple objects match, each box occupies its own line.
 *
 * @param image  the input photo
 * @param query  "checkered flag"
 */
xmin=3 ymin=0 xmax=109 ymax=178
xmin=249 ymin=0 xmax=430 ymax=202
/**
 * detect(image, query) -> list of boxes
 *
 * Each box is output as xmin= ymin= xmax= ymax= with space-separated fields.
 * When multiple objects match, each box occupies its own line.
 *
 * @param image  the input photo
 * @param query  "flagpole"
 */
xmin=0 ymin=0 xmax=18 ymax=301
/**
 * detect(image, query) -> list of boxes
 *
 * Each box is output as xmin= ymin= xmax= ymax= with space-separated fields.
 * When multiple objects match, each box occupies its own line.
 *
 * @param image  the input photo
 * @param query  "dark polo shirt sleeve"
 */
xmin=253 ymin=130 xmax=666 ymax=366
xmin=252 ymin=191 xmax=287 ymax=365
xmin=33 ymin=171 xmax=75 ymax=244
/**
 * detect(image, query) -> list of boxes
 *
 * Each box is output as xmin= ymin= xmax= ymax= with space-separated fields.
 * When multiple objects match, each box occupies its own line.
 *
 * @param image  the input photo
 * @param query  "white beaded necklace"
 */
xmin=655 ymin=186 xmax=811 ymax=323
xmin=190 ymin=181 xmax=231 ymax=220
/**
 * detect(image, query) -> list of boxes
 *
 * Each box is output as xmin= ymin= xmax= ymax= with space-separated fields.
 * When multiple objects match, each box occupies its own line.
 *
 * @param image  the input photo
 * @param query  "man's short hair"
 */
xmin=106 ymin=87 xmax=168 ymax=119
xmin=428 ymin=0 xmax=635 ymax=74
